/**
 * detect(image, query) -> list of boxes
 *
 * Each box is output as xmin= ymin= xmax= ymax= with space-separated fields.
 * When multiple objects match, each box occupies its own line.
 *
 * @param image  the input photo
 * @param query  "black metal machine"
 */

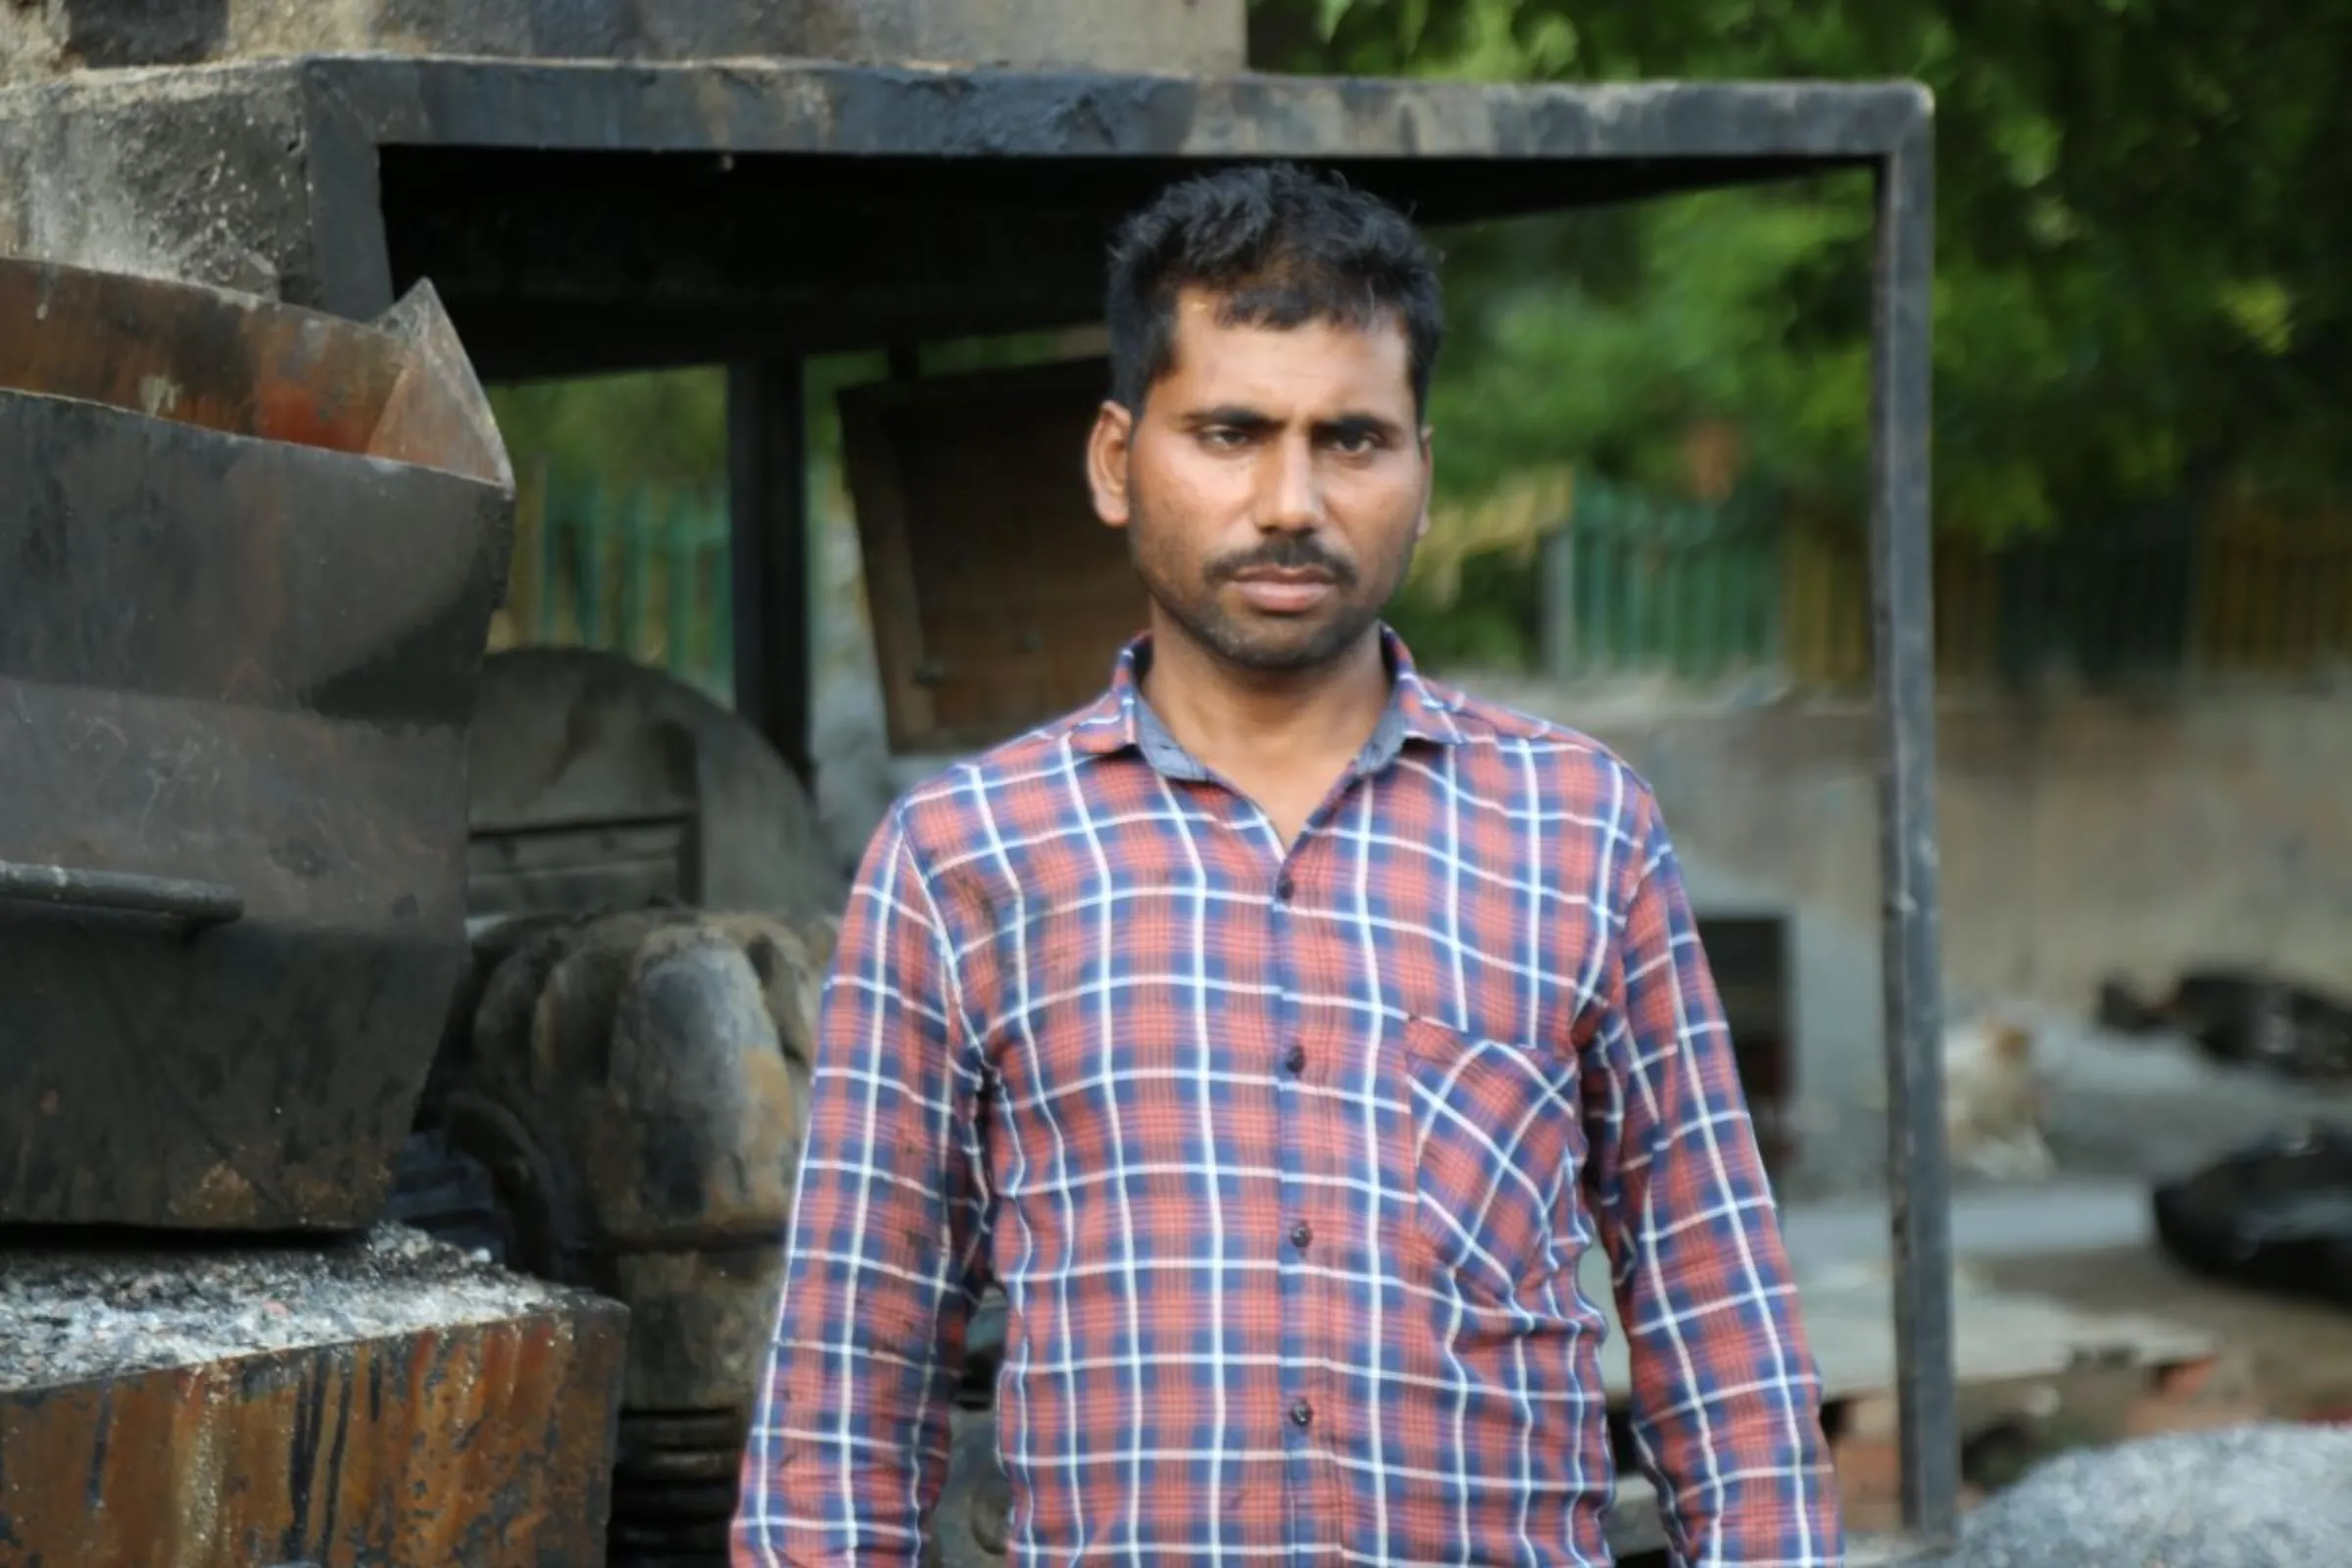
xmin=0 ymin=254 xmax=631 ymax=1566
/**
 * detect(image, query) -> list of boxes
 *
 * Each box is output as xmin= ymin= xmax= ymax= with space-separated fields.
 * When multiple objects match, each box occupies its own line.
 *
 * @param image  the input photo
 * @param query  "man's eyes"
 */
xmin=1196 ymin=426 xmax=1384 ymax=454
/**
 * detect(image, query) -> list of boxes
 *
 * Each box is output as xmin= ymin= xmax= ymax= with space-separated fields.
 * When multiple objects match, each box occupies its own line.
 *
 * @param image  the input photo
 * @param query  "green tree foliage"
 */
xmin=1255 ymin=0 xmax=2352 ymax=538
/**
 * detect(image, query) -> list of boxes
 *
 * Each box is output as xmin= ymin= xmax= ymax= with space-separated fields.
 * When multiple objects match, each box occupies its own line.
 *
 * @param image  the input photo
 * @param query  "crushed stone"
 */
xmin=0 ymin=1221 xmax=570 ymax=1389
xmin=1905 ymin=1424 xmax=2352 ymax=1568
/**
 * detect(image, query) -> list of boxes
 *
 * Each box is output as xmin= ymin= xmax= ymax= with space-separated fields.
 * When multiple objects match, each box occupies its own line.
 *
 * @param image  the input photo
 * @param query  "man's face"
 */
xmin=1088 ymin=288 xmax=1432 ymax=676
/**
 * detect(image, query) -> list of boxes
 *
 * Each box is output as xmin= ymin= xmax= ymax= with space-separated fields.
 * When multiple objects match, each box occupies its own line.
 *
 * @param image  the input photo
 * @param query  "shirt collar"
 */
xmin=1065 ymin=625 xmax=1467 ymax=767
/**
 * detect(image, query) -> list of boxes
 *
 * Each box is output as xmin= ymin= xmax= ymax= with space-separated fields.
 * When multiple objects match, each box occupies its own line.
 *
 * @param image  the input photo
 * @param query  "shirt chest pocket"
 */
xmin=1396 ymin=1015 xmax=1588 ymax=1304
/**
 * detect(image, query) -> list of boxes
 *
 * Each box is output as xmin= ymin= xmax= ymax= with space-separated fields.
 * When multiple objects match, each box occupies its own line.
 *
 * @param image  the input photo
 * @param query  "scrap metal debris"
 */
xmin=2100 ymin=968 xmax=2352 ymax=1084
xmin=2153 ymin=1122 xmax=2352 ymax=1307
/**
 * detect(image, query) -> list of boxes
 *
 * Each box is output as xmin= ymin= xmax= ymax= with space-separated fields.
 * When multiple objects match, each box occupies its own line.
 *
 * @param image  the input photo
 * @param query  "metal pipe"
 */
xmin=0 ymin=859 xmax=243 ymax=928
xmin=1870 ymin=102 xmax=1960 ymax=1545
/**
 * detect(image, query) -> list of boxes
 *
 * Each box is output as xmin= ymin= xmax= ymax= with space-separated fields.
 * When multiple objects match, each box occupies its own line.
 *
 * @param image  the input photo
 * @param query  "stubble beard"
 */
xmin=1124 ymin=503 xmax=1406 ymax=677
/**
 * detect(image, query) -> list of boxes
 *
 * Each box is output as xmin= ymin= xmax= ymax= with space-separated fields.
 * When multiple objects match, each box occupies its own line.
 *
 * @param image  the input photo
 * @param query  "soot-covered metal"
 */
xmin=0 ymin=256 xmax=514 ymax=1232
xmin=2 ymin=58 xmax=1921 ymax=375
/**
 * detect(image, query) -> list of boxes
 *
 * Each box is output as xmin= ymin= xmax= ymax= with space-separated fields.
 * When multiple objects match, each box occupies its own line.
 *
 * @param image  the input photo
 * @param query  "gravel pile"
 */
xmin=1909 ymin=1424 xmax=2352 ymax=1568
xmin=0 ymin=1222 xmax=566 ymax=1390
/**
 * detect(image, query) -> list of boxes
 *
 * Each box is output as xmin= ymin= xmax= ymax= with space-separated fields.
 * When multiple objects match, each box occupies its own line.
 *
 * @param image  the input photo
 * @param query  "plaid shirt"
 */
xmin=737 ymin=630 xmax=1840 ymax=1567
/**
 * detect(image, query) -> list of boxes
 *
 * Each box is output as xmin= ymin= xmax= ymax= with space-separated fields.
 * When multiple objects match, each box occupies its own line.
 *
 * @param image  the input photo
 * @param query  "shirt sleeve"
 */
xmin=1581 ymin=788 xmax=1844 ymax=1568
xmin=733 ymin=808 xmax=993 ymax=1567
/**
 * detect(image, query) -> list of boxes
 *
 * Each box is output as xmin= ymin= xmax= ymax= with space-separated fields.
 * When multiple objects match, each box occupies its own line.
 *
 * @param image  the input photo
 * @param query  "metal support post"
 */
xmin=1871 ymin=110 xmax=1959 ymax=1546
xmin=728 ymin=357 xmax=814 ymax=785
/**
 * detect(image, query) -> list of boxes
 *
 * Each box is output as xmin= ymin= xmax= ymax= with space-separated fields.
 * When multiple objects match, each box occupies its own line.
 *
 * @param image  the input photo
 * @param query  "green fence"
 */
xmin=1538 ymin=478 xmax=1783 ymax=681
xmin=492 ymin=470 xmax=735 ymax=700
xmin=1536 ymin=478 xmax=2351 ymax=690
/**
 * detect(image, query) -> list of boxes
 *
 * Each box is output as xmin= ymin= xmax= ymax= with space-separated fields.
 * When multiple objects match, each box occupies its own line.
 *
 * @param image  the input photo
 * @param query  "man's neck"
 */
xmin=1137 ymin=621 xmax=1393 ymax=778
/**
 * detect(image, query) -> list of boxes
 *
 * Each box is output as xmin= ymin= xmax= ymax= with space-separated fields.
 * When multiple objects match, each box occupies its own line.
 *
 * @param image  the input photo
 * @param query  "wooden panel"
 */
xmin=838 ymin=357 xmax=1146 ymax=755
xmin=2193 ymin=501 xmax=2352 ymax=674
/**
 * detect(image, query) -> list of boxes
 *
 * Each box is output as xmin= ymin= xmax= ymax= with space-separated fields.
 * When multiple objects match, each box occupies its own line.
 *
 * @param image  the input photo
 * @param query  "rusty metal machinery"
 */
xmin=418 ymin=904 xmax=835 ymax=1567
xmin=377 ymin=649 xmax=843 ymax=1564
xmin=0 ymin=255 xmax=629 ymax=1563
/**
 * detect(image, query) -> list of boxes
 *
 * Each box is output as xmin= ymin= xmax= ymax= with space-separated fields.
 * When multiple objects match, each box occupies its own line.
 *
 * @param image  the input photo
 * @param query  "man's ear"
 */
xmin=1414 ymin=423 xmax=1436 ymax=541
xmin=1088 ymin=399 xmax=1135 ymax=529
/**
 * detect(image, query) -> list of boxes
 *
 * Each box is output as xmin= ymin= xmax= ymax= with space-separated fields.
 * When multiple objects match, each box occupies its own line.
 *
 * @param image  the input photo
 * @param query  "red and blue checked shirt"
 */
xmin=736 ymin=629 xmax=1841 ymax=1567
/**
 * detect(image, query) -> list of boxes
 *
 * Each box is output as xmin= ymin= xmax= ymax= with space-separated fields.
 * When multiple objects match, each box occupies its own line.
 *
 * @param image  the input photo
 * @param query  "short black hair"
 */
xmin=1103 ymin=163 xmax=1445 ymax=416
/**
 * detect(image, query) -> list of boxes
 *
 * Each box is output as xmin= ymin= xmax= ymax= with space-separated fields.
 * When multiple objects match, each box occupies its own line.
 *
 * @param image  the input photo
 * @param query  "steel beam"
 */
xmin=1870 ymin=110 xmax=1957 ymax=1546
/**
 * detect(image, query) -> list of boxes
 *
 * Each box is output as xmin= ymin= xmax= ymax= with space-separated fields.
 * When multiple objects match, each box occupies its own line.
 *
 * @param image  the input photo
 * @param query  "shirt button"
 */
xmin=1290 ymin=1220 xmax=1313 ymax=1250
xmin=1283 ymin=1044 xmax=1306 ymax=1074
xmin=1290 ymin=1398 xmax=1314 ymax=1428
xmin=1274 ymin=873 xmax=1297 ymax=903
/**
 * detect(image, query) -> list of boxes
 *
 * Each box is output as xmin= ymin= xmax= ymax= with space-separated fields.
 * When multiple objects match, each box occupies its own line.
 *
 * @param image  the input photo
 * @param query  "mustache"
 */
xmin=1205 ymin=536 xmax=1358 ymax=588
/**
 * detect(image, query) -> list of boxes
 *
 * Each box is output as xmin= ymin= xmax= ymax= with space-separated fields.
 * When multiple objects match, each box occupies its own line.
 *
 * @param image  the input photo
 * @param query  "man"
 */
xmin=735 ymin=165 xmax=1842 ymax=1566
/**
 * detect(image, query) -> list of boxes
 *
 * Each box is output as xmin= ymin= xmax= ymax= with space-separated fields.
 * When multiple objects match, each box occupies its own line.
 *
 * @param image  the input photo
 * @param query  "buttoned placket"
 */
xmin=1134 ymin=714 xmax=1331 ymax=1540
xmin=1127 ymin=680 xmax=1424 ymax=1559
xmin=1268 ymin=834 xmax=1322 ymax=1553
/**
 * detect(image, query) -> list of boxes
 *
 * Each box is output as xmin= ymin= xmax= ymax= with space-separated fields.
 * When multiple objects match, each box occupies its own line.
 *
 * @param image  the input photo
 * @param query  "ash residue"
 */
xmin=1912 ymin=1424 xmax=2352 ymax=1568
xmin=1 ymin=1222 xmax=569 ymax=1390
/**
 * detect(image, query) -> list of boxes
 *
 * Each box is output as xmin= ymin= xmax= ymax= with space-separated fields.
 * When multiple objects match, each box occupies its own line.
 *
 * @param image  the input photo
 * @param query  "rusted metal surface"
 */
xmin=0 ymin=1227 xmax=627 ymax=1567
xmin=0 ymin=256 xmax=514 ymax=1231
xmin=418 ymin=906 xmax=833 ymax=1562
xmin=0 ymin=253 xmax=400 ymax=454
xmin=0 ymin=254 xmax=508 ymax=481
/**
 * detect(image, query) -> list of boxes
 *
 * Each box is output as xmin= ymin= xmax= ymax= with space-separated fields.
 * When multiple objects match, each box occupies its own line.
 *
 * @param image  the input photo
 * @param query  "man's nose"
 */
xmin=1253 ymin=432 xmax=1324 ymax=532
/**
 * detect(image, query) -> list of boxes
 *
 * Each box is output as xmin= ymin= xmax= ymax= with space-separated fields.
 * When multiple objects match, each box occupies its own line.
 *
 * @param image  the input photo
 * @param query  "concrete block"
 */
xmin=1 ymin=0 xmax=1248 ymax=82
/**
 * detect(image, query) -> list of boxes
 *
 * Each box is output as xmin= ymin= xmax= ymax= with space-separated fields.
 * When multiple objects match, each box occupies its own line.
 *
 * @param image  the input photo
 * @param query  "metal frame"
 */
xmin=1 ymin=54 xmax=1952 ymax=1545
xmin=1867 ymin=112 xmax=1953 ymax=1545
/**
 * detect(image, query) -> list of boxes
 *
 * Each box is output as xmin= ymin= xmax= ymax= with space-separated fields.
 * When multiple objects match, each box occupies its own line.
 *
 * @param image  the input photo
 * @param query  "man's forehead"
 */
xmin=1171 ymin=286 xmax=1409 ymax=340
xmin=1161 ymin=290 xmax=1414 ymax=409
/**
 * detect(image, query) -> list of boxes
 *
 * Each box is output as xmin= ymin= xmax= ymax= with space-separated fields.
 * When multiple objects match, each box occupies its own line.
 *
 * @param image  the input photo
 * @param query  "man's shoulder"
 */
xmin=871 ymin=697 xmax=1119 ymax=868
xmin=1417 ymin=676 xmax=1660 ymax=812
